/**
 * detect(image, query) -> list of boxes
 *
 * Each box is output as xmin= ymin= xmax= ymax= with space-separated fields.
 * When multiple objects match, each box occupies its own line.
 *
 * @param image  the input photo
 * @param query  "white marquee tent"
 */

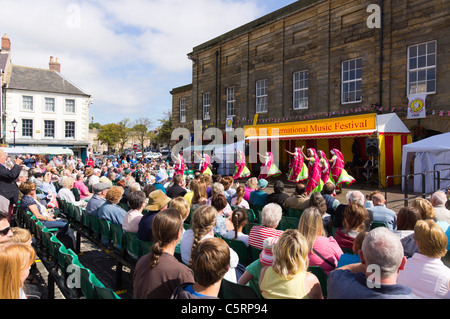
xmin=402 ymin=132 xmax=450 ymax=193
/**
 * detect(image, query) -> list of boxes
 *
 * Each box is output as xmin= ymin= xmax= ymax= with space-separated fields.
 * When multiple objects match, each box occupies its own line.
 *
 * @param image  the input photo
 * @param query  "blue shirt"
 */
xmin=97 ymin=201 xmax=126 ymax=225
xmin=85 ymin=194 xmax=107 ymax=217
xmin=154 ymin=183 xmax=166 ymax=194
xmin=369 ymin=205 xmax=397 ymax=230
xmin=328 ymin=270 xmax=417 ymax=299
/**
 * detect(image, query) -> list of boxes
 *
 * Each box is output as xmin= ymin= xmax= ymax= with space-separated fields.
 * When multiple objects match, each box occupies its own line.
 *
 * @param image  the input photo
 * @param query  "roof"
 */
xmin=376 ymin=113 xmax=410 ymax=135
xmin=0 ymin=53 xmax=9 ymax=71
xmin=7 ymin=65 xmax=90 ymax=96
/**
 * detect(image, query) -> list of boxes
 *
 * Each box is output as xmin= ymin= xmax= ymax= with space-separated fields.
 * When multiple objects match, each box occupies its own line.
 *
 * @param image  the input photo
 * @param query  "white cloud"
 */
xmin=0 ymin=0 xmax=288 ymax=125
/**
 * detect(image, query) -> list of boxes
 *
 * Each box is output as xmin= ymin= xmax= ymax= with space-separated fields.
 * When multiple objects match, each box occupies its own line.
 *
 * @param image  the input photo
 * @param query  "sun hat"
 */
xmin=146 ymin=189 xmax=171 ymax=211
xmin=257 ymin=178 xmax=268 ymax=189
xmin=259 ymin=237 xmax=279 ymax=266
xmin=155 ymin=171 xmax=167 ymax=183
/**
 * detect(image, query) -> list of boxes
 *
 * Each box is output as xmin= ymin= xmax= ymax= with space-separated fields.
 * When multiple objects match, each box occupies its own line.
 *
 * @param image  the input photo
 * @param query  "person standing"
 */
xmin=0 ymin=150 xmax=23 ymax=222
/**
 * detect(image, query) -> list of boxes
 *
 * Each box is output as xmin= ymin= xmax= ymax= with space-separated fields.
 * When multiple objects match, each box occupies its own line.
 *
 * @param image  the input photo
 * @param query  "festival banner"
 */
xmin=407 ymin=94 xmax=427 ymax=119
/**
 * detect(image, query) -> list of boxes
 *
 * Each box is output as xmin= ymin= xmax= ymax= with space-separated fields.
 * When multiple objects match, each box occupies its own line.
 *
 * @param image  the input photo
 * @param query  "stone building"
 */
xmin=171 ymin=0 xmax=449 ymax=182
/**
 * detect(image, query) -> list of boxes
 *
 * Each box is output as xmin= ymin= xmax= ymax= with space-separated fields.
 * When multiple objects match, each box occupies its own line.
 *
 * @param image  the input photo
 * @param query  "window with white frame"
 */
xmin=341 ymin=58 xmax=362 ymax=104
xmin=65 ymin=121 xmax=75 ymax=139
xmin=256 ymin=79 xmax=268 ymax=113
xmin=44 ymin=98 xmax=55 ymax=112
xmin=22 ymin=96 xmax=33 ymax=111
xmin=44 ymin=120 xmax=55 ymax=138
xmin=179 ymin=98 xmax=186 ymax=123
xmin=293 ymin=71 xmax=308 ymax=109
xmin=65 ymin=99 xmax=76 ymax=113
xmin=22 ymin=119 xmax=33 ymax=138
xmin=202 ymin=92 xmax=211 ymax=120
xmin=407 ymin=41 xmax=436 ymax=95
xmin=226 ymin=87 xmax=236 ymax=117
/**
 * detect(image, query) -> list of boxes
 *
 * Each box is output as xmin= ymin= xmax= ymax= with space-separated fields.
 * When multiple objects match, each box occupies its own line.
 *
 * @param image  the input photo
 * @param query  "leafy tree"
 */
xmin=156 ymin=111 xmax=172 ymax=145
xmin=97 ymin=123 xmax=121 ymax=152
xmin=89 ymin=122 xmax=101 ymax=130
xmin=117 ymin=118 xmax=132 ymax=153
xmin=130 ymin=117 xmax=153 ymax=155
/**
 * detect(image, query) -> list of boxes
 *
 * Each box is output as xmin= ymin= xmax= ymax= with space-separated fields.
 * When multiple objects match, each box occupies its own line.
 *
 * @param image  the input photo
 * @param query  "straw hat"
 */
xmin=146 ymin=189 xmax=171 ymax=211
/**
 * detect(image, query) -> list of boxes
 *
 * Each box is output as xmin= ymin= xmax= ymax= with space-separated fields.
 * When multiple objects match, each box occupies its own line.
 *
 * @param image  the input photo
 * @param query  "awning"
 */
xmin=1 ymin=146 xmax=74 ymax=156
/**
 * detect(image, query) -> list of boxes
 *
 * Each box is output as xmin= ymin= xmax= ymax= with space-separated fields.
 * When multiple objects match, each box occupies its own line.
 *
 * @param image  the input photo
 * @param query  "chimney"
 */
xmin=1 ymin=33 xmax=11 ymax=52
xmin=49 ymin=56 xmax=61 ymax=72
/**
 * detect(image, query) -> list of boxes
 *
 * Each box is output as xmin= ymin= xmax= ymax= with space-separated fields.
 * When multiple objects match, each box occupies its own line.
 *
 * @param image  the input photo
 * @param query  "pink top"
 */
xmin=243 ymin=187 xmax=256 ymax=201
xmin=308 ymin=236 xmax=343 ymax=275
xmin=74 ymin=180 xmax=90 ymax=199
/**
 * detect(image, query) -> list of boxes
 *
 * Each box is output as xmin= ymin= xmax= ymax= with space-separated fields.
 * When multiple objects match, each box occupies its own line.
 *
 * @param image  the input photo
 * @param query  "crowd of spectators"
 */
xmin=0 ymin=148 xmax=449 ymax=299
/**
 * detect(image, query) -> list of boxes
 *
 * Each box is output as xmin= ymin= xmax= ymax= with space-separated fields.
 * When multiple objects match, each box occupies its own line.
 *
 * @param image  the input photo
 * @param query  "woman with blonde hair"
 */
xmin=411 ymin=198 xmax=436 ymax=220
xmin=0 ymin=242 xmax=36 ymax=299
xmin=180 ymin=205 xmax=240 ymax=283
xmin=398 ymin=220 xmax=450 ymax=298
xmin=298 ymin=207 xmax=343 ymax=275
xmin=259 ymin=229 xmax=323 ymax=299
xmin=133 ymin=208 xmax=194 ymax=299
xmin=243 ymin=177 xmax=258 ymax=201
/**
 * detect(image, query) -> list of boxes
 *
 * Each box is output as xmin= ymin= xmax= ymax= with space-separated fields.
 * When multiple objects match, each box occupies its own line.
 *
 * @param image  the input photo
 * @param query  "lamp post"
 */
xmin=11 ymin=118 xmax=17 ymax=148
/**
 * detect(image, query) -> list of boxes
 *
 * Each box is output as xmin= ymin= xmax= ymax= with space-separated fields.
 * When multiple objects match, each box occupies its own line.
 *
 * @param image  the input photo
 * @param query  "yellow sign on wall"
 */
xmin=245 ymin=113 xmax=377 ymax=138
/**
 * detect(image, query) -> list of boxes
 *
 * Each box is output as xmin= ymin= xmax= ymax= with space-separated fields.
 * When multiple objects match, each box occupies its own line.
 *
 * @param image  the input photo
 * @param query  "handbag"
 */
xmin=312 ymin=248 xmax=336 ymax=269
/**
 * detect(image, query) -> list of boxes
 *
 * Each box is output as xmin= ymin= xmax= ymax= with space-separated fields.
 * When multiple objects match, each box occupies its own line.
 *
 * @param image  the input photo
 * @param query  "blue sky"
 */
xmin=0 ymin=0 xmax=296 ymax=128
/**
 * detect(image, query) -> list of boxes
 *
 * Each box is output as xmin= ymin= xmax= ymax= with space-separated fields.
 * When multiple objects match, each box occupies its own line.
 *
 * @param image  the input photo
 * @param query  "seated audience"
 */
xmin=56 ymin=177 xmax=86 ymax=207
xmin=243 ymin=177 xmax=258 ymax=201
xmin=334 ymin=204 xmax=370 ymax=250
xmin=248 ymin=203 xmax=284 ymax=249
xmin=137 ymin=190 xmax=171 ymax=242
xmin=259 ymin=229 xmax=323 ymax=299
xmin=122 ymin=190 xmax=146 ymax=233
xmin=249 ymin=179 xmax=269 ymax=207
xmin=133 ymin=208 xmax=194 ymax=299
xmin=266 ymin=180 xmax=289 ymax=207
xmin=230 ymin=186 xmax=250 ymax=209
xmin=430 ymin=190 xmax=450 ymax=224
xmin=166 ymin=174 xmax=187 ymax=199
xmin=298 ymin=207 xmax=343 ymax=275
xmin=210 ymin=194 xmax=234 ymax=237
xmin=283 ymin=183 xmax=310 ymax=211
xmin=171 ymin=237 xmax=231 ymax=299
xmin=97 ymin=186 xmax=127 ymax=225
xmin=336 ymin=231 xmax=368 ymax=268
xmin=369 ymin=193 xmax=397 ymax=230
xmin=223 ymin=208 xmax=249 ymax=247
xmin=332 ymin=190 xmax=366 ymax=228
xmin=397 ymin=220 xmax=450 ymax=298
xmin=328 ymin=227 xmax=416 ymax=299
xmin=85 ymin=183 xmax=111 ymax=216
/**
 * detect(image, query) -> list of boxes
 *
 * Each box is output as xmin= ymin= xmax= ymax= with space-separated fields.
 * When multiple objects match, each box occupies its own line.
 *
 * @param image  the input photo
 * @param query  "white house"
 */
xmin=3 ymin=56 xmax=92 ymax=158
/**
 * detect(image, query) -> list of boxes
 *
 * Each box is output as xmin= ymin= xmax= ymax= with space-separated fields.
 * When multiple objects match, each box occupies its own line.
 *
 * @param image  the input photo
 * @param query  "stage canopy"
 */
xmin=402 ymin=132 xmax=450 ymax=194
xmin=244 ymin=113 xmax=411 ymax=186
xmin=0 ymin=146 xmax=74 ymax=156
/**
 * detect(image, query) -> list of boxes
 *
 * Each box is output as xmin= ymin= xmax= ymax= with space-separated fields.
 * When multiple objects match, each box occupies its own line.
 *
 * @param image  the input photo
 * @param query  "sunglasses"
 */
xmin=0 ymin=227 xmax=11 ymax=236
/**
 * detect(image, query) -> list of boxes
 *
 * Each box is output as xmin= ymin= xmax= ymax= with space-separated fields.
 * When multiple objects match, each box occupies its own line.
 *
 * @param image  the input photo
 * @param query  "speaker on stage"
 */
xmin=365 ymin=138 xmax=379 ymax=157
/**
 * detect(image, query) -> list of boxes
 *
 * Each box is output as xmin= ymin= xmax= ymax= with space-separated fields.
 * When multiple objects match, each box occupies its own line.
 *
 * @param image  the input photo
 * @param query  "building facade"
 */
xmin=172 ymin=0 xmax=449 ymax=136
xmin=171 ymin=0 xmax=449 ymax=183
xmin=1 ymin=34 xmax=92 ymax=158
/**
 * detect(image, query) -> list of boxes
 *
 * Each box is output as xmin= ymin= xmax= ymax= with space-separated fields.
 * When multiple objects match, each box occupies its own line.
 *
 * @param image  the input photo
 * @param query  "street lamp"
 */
xmin=11 ymin=118 xmax=17 ymax=148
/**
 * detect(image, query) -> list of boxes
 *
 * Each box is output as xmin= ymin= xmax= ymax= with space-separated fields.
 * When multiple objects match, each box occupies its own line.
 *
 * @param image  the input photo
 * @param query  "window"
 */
xmin=226 ymin=87 xmax=236 ymax=117
xmin=293 ymin=71 xmax=308 ymax=109
xmin=342 ymin=58 xmax=362 ymax=104
xmin=22 ymin=96 xmax=33 ymax=111
xmin=65 ymin=99 xmax=76 ymax=113
xmin=179 ymin=98 xmax=186 ymax=123
xmin=44 ymin=98 xmax=55 ymax=112
xmin=44 ymin=120 xmax=55 ymax=138
xmin=22 ymin=119 xmax=33 ymax=138
xmin=202 ymin=93 xmax=211 ymax=120
xmin=256 ymin=79 xmax=268 ymax=113
xmin=408 ymin=41 xmax=436 ymax=95
xmin=65 ymin=121 xmax=75 ymax=139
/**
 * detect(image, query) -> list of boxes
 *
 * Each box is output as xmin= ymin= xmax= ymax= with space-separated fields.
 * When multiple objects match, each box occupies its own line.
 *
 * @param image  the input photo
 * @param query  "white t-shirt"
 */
xmin=180 ymin=229 xmax=239 ymax=283
xmin=223 ymin=230 xmax=249 ymax=247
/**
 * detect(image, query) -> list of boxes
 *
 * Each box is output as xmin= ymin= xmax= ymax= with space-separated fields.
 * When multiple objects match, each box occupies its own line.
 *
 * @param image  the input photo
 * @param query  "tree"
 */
xmin=117 ymin=118 xmax=132 ymax=153
xmin=97 ymin=123 xmax=121 ymax=152
xmin=89 ymin=122 xmax=101 ymax=130
xmin=130 ymin=117 xmax=153 ymax=155
xmin=156 ymin=111 xmax=172 ymax=145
